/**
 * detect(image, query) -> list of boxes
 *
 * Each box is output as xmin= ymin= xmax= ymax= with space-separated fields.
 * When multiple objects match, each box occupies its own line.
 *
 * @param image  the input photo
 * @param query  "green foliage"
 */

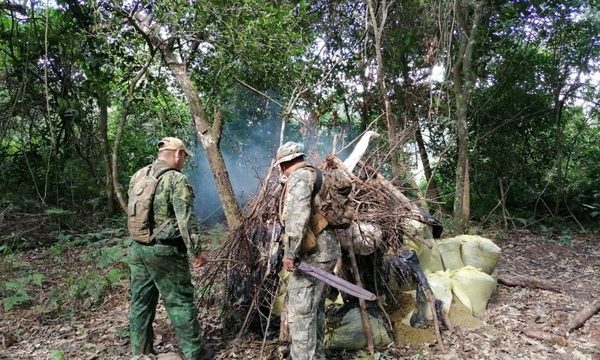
xmin=50 ymin=350 xmax=67 ymax=360
xmin=50 ymin=228 xmax=126 ymax=262
xmin=548 ymin=231 xmax=573 ymax=246
xmin=84 ymin=246 xmax=127 ymax=269
xmin=67 ymin=267 xmax=126 ymax=307
xmin=44 ymin=208 xmax=72 ymax=216
xmin=0 ymin=0 xmax=598 ymax=233
xmin=0 ymin=272 xmax=45 ymax=311
xmin=1 ymin=253 xmax=30 ymax=272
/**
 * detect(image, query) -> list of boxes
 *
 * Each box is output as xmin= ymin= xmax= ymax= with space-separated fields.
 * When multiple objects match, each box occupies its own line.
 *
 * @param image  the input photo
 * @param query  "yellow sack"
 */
xmin=450 ymin=266 xmax=496 ymax=315
xmin=417 ymin=243 xmax=444 ymax=274
xmin=438 ymin=237 xmax=464 ymax=271
xmin=404 ymin=237 xmax=423 ymax=258
xmin=273 ymin=271 xmax=290 ymax=316
xmin=459 ymin=235 xmax=501 ymax=274
xmin=426 ymin=271 xmax=453 ymax=317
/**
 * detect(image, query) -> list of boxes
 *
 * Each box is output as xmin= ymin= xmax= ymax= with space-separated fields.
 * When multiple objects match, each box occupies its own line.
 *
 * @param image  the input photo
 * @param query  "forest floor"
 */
xmin=0 ymin=228 xmax=598 ymax=360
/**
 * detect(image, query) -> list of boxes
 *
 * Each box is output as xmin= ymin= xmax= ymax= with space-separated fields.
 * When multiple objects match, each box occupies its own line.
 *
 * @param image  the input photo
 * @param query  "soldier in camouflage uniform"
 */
xmin=277 ymin=141 xmax=341 ymax=360
xmin=127 ymin=137 xmax=213 ymax=360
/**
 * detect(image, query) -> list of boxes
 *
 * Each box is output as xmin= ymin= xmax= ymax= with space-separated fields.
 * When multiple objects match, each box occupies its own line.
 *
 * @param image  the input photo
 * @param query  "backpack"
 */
xmin=127 ymin=165 xmax=177 ymax=243
xmin=312 ymin=158 xmax=355 ymax=229
xmin=281 ymin=156 xmax=355 ymax=253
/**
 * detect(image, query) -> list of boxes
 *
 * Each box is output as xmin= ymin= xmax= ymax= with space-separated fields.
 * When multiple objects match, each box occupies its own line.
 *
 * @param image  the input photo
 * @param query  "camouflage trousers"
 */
xmin=287 ymin=260 xmax=336 ymax=360
xmin=127 ymin=239 xmax=203 ymax=359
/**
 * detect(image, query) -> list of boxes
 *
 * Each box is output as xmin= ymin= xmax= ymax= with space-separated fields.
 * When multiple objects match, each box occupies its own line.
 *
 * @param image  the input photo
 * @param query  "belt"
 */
xmin=156 ymin=236 xmax=185 ymax=248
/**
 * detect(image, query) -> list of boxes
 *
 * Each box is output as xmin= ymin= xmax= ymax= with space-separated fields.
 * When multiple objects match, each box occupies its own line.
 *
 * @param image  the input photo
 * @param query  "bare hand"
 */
xmin=282 ymin=257 xmax=295 ymax=272
xmin=192 ymin=254 xmax=208 ymax=269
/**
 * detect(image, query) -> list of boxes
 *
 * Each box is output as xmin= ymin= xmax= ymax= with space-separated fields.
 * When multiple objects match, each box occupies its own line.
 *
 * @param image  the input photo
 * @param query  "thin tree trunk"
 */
xmin=97 ymin=90 xmax=114 ymax=216
xmin=111 ymin=50 xmax=156 ymax=213
xmin=367 ymin=0 xmax=403 ymax=182
xmin=552 ymin=93 xmax=566 ymax=231
xmin=127 ymin=9 xmax=243 ymax=227
xmin=450 ymin=1 xmax=486 ymax=234
xmin=415 ymin=122 xmax=440 ymax=209
xmin=162 ymin=48 xmax=242 ymax=228
xmin=344 ymin=228 xmax=375 ymax=355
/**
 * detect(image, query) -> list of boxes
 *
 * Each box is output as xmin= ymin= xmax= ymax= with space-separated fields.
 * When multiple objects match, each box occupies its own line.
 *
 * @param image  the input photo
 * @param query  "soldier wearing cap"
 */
xmin=127 ymin=137 xmax=213 ymax=360
xmin=276 ymin=141 xmax=341 ymax=360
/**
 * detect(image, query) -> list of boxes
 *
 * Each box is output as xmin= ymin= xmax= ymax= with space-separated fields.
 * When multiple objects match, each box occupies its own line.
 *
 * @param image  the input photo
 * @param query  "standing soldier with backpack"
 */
xmin=276 ymin=141 xmax=342 ymax=360
xmin=126 ymin=137 xmax=213 ymax=360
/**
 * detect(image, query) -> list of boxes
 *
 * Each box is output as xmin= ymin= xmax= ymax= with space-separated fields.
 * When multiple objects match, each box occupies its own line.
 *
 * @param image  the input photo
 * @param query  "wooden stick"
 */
xmin=238 ymin=224 xmax=281 ymax=339
xmin=497 ymin=274 xmax=562 ymax=293
xmin=566 ymin=297 xmax=600 ymax=333
xmin=422 ymin=287 xmax=446 ymax=353
xmin=236 ymin=293 xmax=258 ymax=340
xmin=260 ymin=282 xmax=280 ymax=359
xmin=344 ymin=228 xmax=375 ymax=355
xmin=372 ymin=257 xmax=393 ymax=330
xmin=521 ymin=328 xmax=567 ymax=346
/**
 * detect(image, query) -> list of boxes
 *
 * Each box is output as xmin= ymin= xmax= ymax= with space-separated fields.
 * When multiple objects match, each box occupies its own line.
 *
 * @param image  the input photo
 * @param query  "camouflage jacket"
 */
xmin=281 ymin=166 xmax=341 ymax=263
xmin=128 ymin=159 xmax=200 ymax=258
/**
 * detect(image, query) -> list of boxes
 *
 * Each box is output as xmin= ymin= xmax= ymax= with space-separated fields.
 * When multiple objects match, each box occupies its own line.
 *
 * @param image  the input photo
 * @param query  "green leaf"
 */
xmin=29 ymin=273 xmax=45 ymax=287
xmin=106 ymin=268 xmax=125 ymax=285
xmin=44 ymin=208 xmax=71 ymax=216
xmin=51 ymin=350 xmax=67 ymax=360
xmin=2 ymin=293 xmax=32 ymax=311
xmin=95 ymin=246 xmax=126 ymax=269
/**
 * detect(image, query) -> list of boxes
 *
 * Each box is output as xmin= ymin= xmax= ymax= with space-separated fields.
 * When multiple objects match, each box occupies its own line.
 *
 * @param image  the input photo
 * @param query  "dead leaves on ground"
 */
xmin=0 ymin=229 xmax=599 ymax=359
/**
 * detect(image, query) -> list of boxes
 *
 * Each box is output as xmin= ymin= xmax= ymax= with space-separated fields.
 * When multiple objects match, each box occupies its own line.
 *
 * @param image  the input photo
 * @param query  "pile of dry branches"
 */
xmin=197 ymin=156 xmax=434 ymax=336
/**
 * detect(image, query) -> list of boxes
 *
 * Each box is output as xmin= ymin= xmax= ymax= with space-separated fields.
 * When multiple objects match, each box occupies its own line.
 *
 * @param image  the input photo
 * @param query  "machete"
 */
xmin=294 ymin=258 xmax=377 ymax=301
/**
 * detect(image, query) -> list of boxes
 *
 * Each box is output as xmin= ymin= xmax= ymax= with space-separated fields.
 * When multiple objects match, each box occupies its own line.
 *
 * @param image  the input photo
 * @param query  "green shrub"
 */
xmin=1 ymin=272 xmax=45 ymax=311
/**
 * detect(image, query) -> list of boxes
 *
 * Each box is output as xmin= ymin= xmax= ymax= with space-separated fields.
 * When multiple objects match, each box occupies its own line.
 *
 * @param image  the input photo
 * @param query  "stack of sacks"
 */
xmin=405 ymin=231 xmax=502 ymax=316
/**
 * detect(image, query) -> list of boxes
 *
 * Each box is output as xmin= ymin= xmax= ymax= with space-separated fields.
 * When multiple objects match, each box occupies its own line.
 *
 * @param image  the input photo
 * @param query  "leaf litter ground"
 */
xmin=0 ymin=229 xmax=598 ymax=359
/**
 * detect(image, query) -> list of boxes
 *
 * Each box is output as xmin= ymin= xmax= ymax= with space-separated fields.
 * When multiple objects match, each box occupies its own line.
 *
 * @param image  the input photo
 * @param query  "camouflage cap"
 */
xmin=276 ymin=141 xmax=305 ymax=165
xmin=157 ymin=137 xmax=193 ymax=156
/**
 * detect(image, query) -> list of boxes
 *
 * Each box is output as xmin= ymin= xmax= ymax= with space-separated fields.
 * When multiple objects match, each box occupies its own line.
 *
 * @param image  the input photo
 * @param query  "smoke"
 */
xmin=188 ymin=118 xmax=280 ymax=224
xmin=186 ymin=97 xmax=359 ymax=225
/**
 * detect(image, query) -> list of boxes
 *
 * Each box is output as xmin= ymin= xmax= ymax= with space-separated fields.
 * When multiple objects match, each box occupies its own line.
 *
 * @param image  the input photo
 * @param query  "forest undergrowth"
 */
xmin=0 ymin=224 xmax=598 ymax=360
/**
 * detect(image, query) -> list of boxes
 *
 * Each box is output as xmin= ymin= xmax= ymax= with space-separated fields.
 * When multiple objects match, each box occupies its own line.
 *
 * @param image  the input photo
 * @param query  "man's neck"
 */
xmin=284 ymin=161 xmax=306 ymax=176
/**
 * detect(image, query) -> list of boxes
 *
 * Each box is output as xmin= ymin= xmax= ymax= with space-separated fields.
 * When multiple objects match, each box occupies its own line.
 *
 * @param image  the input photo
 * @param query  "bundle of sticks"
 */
xmin=196 ymin=132 xmax=438 ymax=340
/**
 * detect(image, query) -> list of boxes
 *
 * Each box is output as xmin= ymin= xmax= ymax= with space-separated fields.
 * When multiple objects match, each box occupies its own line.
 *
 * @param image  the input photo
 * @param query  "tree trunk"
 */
xmin=161 ymin=46 xmax=243 ymax=228
xmin=128 ymin=9 xmax=243 ymax=227
xmin=552 ymin=92 xmax=566 ymax=232
xmin=111 ymin=51 xmax=156 ymax=213
xmin=367 ymin=0 xmax=402 ymax=183
xmin=450 ymin=1 xmax=486 ymax=234
xmin=415 ymin=122 xmax=440 ymax=210
xmin=97 ymin=90 xmax=114 ymax=215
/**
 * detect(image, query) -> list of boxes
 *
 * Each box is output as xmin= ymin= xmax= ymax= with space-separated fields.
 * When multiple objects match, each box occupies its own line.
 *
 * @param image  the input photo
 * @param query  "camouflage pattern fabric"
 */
xmin=147 ymin=160 xmax=200 ymax=257
xmin=288 ymin=260 xmax=336 ymax=360
xmin=127 ymin=159 xmax=203 ymax=359
xmin=281 ymin=167 xmax=341 ymax=263
xmin=281 ymin=166 xmax=341 ymax=359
